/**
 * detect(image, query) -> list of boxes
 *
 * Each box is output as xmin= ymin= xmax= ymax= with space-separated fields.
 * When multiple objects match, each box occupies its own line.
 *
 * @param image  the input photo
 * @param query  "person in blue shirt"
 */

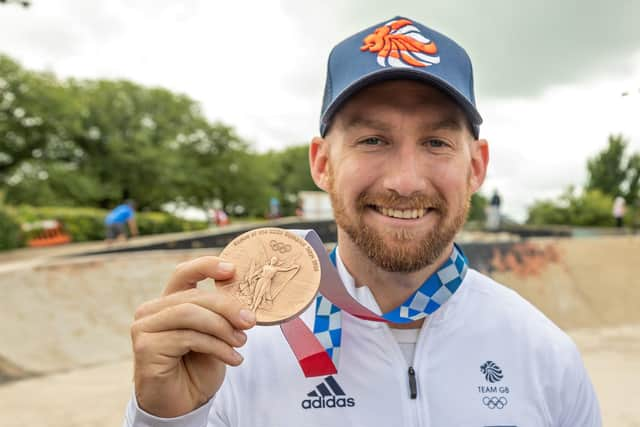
xmin=105 ymin=200 xmax=138 ymax=243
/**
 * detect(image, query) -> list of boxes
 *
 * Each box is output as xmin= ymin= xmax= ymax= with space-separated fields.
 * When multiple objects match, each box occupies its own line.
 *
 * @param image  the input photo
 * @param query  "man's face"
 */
xmin=311 ymin=80 xmax=487 ymax=272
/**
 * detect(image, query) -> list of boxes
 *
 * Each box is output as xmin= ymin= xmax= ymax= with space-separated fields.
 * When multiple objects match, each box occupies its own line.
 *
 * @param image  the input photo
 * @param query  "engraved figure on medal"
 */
xmin=238 ymin=255 xmax=301 ymax=311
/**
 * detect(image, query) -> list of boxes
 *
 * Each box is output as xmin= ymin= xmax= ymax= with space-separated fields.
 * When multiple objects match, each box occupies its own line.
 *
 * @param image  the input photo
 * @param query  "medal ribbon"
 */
xmin=279 ymin=230 xmax=468 ymax=377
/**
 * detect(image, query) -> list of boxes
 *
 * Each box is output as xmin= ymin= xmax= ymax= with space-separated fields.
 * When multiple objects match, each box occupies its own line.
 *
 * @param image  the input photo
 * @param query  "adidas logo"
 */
xmin=301 ymin=376 xmax=356 ymax=409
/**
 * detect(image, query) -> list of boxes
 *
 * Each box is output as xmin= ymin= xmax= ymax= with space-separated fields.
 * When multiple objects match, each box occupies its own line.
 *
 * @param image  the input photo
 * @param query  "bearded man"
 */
xmin=124 ymin=17 xmax=601 ymax=427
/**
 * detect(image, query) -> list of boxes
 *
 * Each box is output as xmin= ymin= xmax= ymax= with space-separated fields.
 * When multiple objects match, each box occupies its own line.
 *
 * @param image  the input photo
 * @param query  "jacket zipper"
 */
xmin=408 ymin=366 xmax=418 ymax=399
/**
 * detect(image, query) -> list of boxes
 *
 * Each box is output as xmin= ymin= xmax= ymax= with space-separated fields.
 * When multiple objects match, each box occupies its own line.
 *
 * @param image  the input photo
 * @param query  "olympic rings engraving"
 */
xmin=482 ymin=396 xmax=508 ymax=409
xmin=270 ymin=240 xmax=292 ymax=253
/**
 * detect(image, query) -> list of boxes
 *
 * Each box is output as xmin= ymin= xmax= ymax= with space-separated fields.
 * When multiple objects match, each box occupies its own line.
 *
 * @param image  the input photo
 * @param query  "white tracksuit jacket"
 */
xmin=124 ymin=251 xmax=601 ymax=427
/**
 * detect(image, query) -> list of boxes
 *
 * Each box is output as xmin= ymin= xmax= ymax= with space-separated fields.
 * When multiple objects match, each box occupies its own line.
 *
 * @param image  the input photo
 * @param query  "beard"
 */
xmin=327 ymin=164 xmax=471 ymax=273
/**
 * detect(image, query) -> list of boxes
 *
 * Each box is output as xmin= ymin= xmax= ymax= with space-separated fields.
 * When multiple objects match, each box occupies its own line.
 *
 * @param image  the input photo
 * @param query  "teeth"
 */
xmin=376 ymin=206 xmax=428 ymax=219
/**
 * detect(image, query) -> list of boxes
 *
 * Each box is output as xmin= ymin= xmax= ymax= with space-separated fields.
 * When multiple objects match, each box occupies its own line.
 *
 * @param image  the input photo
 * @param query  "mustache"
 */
xmin=357 ymin=191 xmax=447 ymax=211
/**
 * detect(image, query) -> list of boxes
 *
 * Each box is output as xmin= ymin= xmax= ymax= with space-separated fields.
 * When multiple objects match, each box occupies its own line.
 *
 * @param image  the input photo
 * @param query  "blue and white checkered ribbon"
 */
xmin=313 ymin=244 xmax=468 ymax=366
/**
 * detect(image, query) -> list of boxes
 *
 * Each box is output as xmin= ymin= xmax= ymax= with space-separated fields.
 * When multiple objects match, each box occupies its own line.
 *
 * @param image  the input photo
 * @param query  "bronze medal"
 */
xmin=218 ymin=228 xmax=321 ymax=325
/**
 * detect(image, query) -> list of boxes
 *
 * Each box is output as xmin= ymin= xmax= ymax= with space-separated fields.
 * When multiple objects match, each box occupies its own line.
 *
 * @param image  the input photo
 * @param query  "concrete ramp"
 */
xmin=486 ymin=236 xmax=640 ymax=330
xmin=0 ymin=249 xmax=217 ymax=380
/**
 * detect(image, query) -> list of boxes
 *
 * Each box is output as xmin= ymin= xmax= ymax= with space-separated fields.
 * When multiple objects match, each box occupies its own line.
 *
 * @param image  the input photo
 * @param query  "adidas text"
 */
xmin=301 ymin=396 xmax=356 ymax=409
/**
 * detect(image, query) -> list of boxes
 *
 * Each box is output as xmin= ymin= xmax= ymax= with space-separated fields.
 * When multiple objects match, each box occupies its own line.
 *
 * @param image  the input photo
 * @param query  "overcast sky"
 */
xmin=1 ymin=0 xmax=639 ymax=221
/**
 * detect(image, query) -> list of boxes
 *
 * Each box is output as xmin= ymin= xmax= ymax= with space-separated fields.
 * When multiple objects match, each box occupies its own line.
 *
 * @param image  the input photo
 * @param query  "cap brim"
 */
xmin=320 ymin=68 xmax=482 ymax=138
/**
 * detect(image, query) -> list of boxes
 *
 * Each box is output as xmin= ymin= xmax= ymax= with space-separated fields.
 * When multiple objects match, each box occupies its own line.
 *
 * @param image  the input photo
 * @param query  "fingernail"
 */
xmin=232 ymin=350 xmax=244 ymax=363
xmin=218 ymin=262 xmax=234 ymax=273
xmin=233 ymin=329 xmax=247 ymax=345
xmin=239 ymin=309 xmax=256 ymax=324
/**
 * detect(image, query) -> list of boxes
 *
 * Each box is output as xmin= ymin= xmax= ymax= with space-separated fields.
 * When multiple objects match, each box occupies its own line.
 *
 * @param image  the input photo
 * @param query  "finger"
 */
xmin=135 ymin=329 xmax=244 ymax=367
xmin=164 ymin=256 xmax=236 ymax=295
xmin=135 ymin=287 xmax=256 ymax=331
xmin=134 ymin=302 xmax=247 ymax=348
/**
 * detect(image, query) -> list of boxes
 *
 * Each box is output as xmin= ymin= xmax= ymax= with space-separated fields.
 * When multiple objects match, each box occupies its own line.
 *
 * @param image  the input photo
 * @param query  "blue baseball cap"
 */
xmin=320 ymin=16 xmax=482 ymax=138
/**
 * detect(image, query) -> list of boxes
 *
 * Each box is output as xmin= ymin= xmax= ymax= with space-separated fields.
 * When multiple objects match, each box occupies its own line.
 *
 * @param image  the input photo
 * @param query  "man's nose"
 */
xmin=382 ymin=144 xmax=427 ymax=196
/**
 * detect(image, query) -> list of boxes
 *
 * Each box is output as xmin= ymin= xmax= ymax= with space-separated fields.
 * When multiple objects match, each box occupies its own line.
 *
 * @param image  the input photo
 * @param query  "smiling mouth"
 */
xmin=370 ymin=205 xmax=433 ymax=219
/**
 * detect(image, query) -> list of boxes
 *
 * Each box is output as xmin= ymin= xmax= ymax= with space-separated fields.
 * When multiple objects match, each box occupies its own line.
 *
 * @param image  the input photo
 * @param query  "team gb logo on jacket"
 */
xmin=360 ymin=19 xmax=441 ymax=68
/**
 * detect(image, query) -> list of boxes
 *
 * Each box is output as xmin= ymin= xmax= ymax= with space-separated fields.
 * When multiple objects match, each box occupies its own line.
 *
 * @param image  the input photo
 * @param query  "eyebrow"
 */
xmin=341 ymin=114 xmax=464 ymax=133
xmin=425 ymin=117 xmax=464 ymax=132
xmin=341 ymin=116 xmax=392 ymax=132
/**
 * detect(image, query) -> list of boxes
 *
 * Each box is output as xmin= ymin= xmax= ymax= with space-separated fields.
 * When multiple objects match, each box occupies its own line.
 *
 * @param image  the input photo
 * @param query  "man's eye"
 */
xmin=427 ymin=139 xmax=447 ymax=148
xmin=359 ymin=137 xmax=383 ymax=146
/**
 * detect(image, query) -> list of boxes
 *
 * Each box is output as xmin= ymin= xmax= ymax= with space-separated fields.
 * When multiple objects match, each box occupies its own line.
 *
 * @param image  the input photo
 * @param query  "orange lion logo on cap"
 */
xmin=361 ymin=19 xmax=440 ymax=68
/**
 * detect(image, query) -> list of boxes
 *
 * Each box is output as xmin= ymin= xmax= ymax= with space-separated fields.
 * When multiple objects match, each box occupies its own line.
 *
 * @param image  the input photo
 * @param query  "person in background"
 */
xmin=486 ymin=189 xmax=501 ymax=230
xmin=105 ymin=199 xmax=138 ymax=243
xmin=612 ymin=195 xmax=626 ymax=228
xmin=269 ymin=197 xmax=281 ymax=219
xmin=215 ymin=209 xmax=229 ymax=227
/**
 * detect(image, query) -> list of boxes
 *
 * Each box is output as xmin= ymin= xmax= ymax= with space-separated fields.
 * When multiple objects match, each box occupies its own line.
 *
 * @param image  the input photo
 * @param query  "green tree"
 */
xmin=529 ymin=134 xmax=639 ymax=226
xmin=218 ymin=149 xmax=276 ymax=217
xmin=526 ymin=199 xmax=571 ymax=226
xmin=527 ymin=186 xmax=614 ymax=226
xmin=468 ymin=192 xmax=488 ymax=222
xmin=67 ymin=79 xmax=215 ymax=209
xmin=1 ymin=55 xmax=248 ymax=211
xmin=176 ymin=123 xmax=276 ymax=217
xmin=0 ymin=55 xmax=84 ymax=188
xmin=264 ymin=145 xmax=319 ymax=216
xmin=586 ymin=134 xmax=639 ymax=204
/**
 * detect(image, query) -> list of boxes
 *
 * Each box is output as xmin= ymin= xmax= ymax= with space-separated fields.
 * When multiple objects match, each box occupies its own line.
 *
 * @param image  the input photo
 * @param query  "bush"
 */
xmin=2 ymin=205 xmax=208 ymax=248
xmin=0 ymin=206 xmax=24 ymax=250
xmin=527 ymin=200 xmax=571 ymax=226
xmin=527 ymin=188 xmax=614 ymax=227
xmin=569 ymin=190 xmax=615 ymax=226
xmin=10 ymin=205 xmax=106 ymax=242
xmin=136 ymin=212 xmax=208 ymax=235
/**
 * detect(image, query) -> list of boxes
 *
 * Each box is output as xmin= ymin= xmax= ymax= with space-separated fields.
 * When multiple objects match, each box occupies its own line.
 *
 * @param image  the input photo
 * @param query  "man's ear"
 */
xmin=469 ymin=139 xmax=489 ymax=193
xmin=309 ymin=136 xmax=330 ymax=191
